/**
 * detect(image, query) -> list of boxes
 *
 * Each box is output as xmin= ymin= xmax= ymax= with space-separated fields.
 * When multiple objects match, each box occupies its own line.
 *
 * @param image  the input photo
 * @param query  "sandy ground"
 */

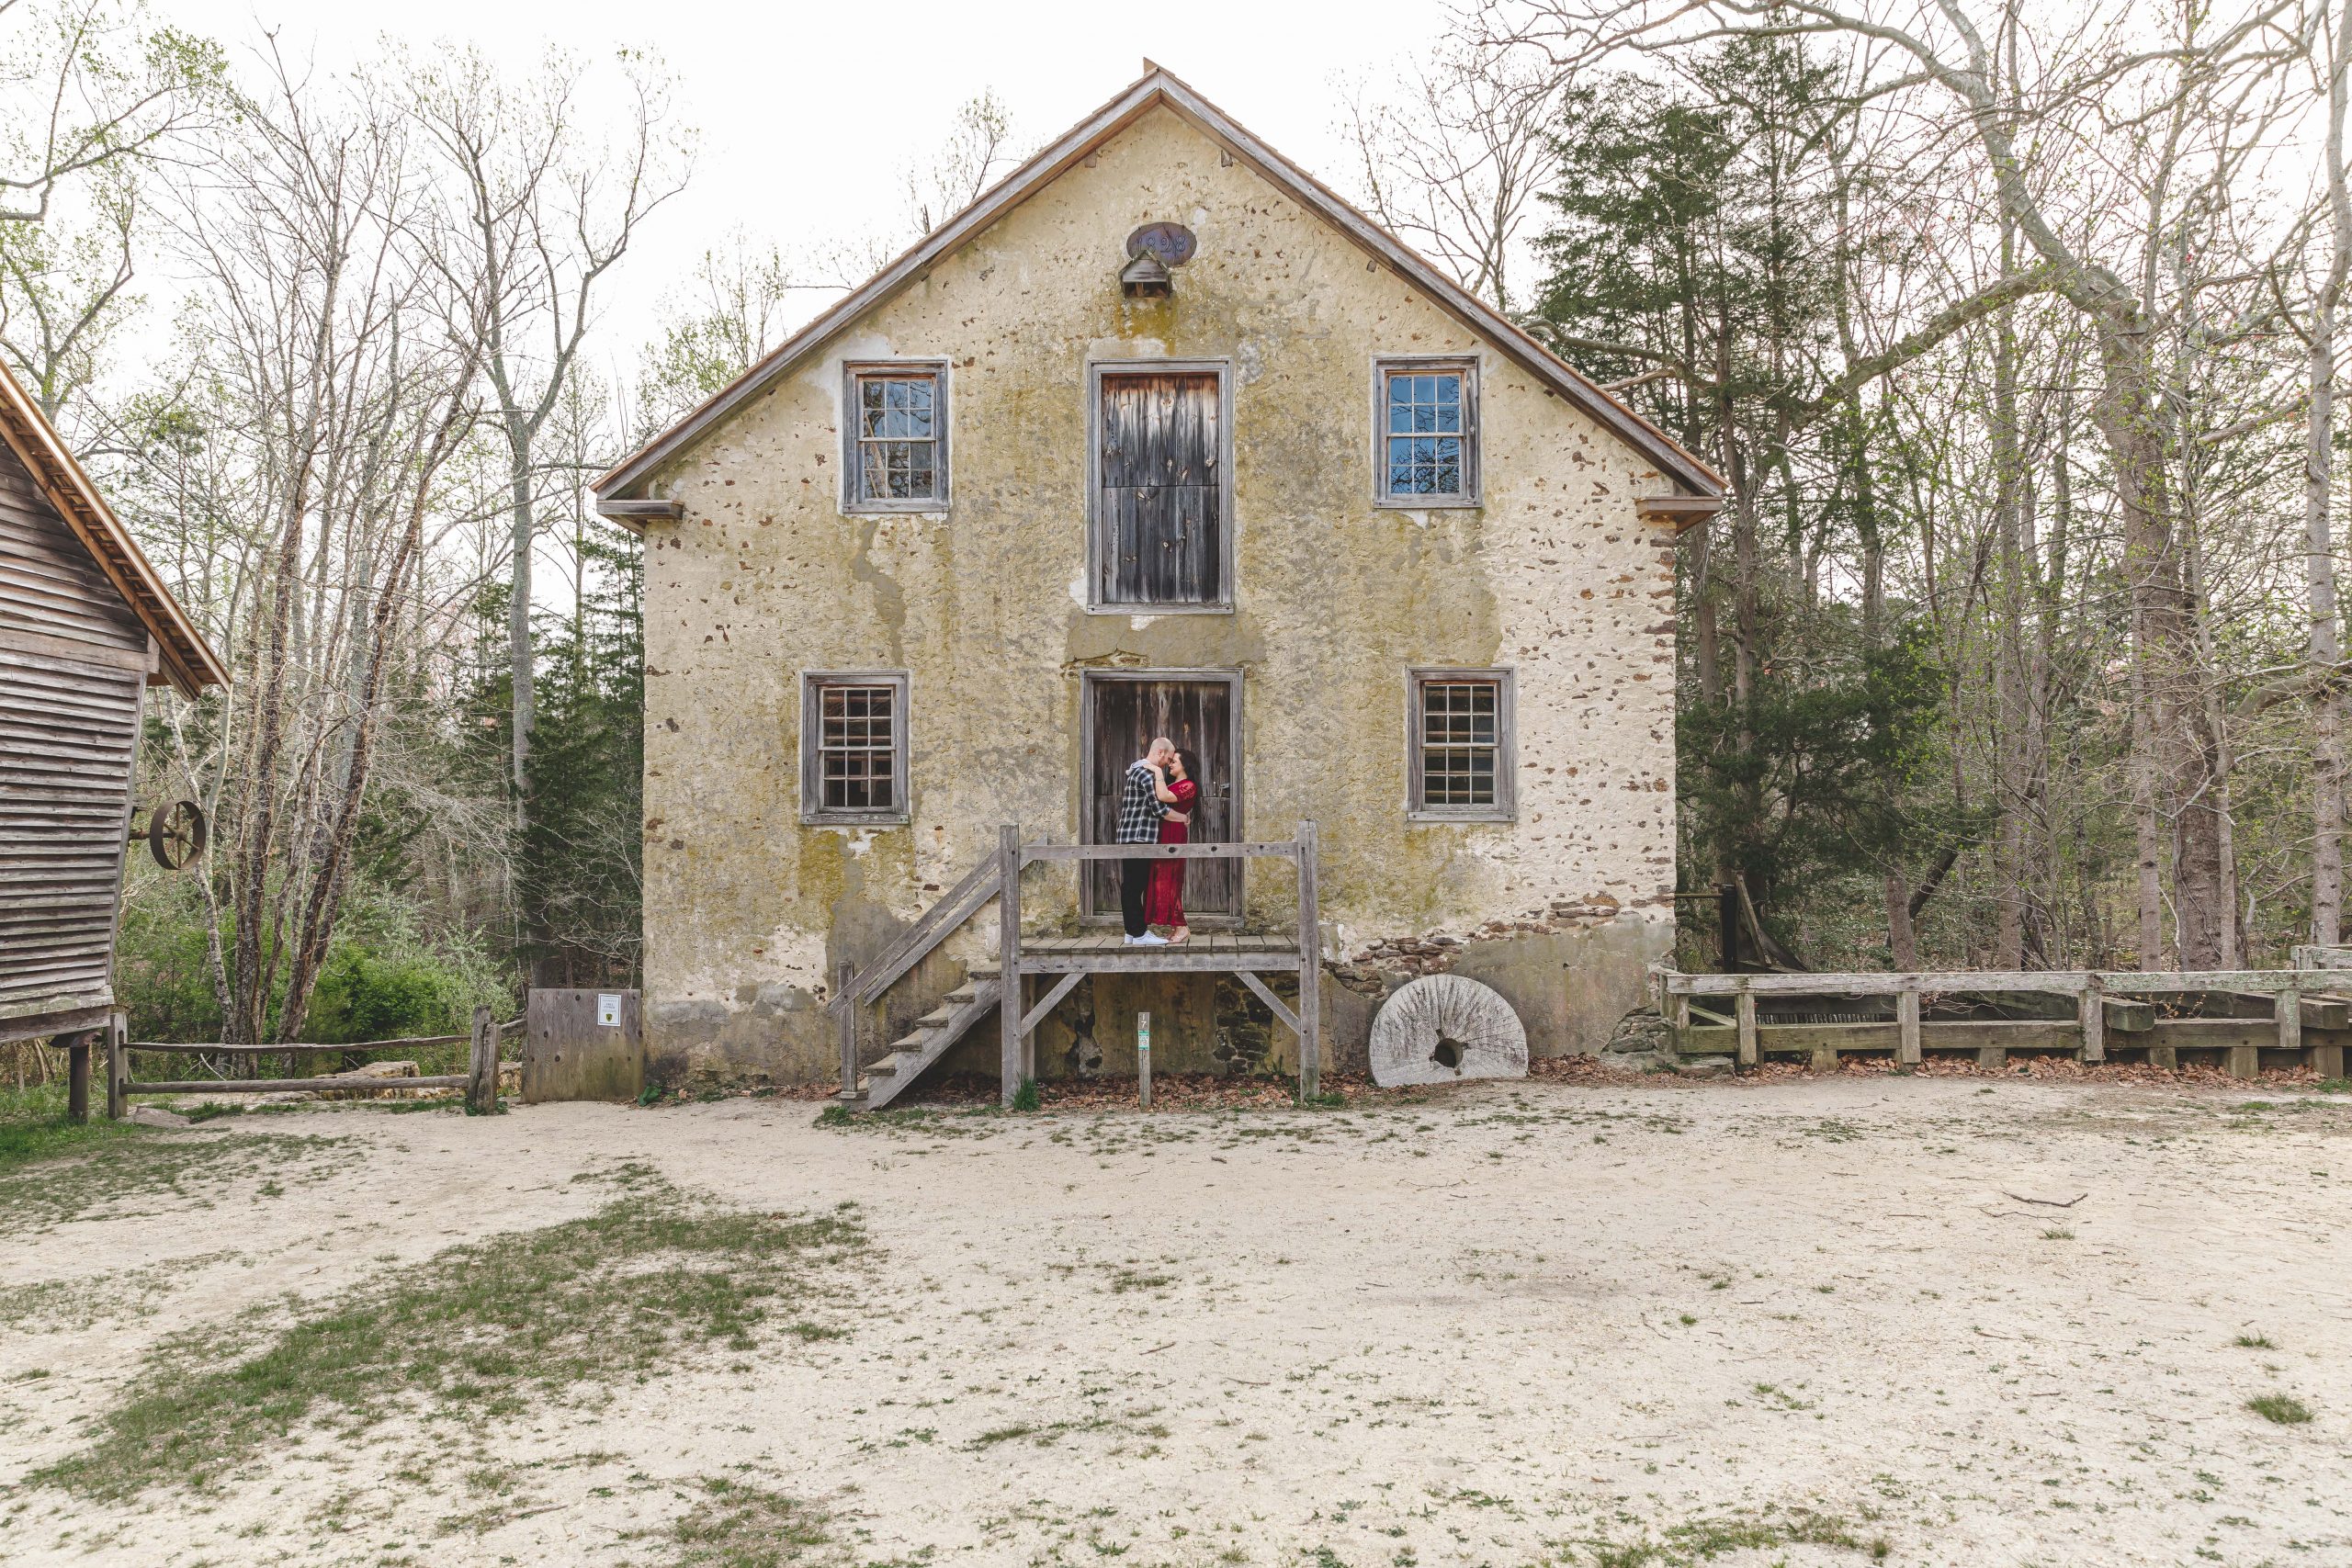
xmin=1 ymin=1073 xmax=2348 ymax=1567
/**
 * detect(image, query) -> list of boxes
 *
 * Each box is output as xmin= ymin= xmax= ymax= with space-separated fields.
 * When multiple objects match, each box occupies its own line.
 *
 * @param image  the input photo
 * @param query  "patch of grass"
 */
xmin=37 ymin=1178 xmax=869 ymax=1499
xmin=0 ymin=1253 xmax=233 ymax=1332
xmin=1574 ymin=1506 xmax=1886 ymax=1566
xmin=667 ymin=1475 xmax=831 ymax=1565
xmin=0 ymin=1090 xmax=348 ymax=1235
xmin=2041 ymin=1227 xmax=2075 ymax=1241
xmin=1012 ymin=1077 xmax=1041 ymax=1112
xmin=2247 ymin=1393 xmax=2314 ymax=1425
xmin=0 ymin=1084 xmax=144 ymax=1176
xmin=2312 ymin=1077 xmax=2350 ymax=1094
xmin=2234 ymin=1332 xmax=2277 ymax=1349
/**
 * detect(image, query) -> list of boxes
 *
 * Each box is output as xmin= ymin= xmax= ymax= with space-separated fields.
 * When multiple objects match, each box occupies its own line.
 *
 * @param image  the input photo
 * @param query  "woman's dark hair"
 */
xmin=1176 ymin=748 xmax=1201 ymax=784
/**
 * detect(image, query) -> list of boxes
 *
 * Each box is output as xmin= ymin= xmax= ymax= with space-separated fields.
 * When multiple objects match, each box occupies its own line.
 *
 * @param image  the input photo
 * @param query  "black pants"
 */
xmin=1120 ymin=856 xmax=1155 ymax=937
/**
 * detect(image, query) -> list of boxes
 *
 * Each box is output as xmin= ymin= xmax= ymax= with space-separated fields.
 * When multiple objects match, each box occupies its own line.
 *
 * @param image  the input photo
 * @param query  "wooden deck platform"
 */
xmin=1009 ymin=931 xmax=1303 ymax=974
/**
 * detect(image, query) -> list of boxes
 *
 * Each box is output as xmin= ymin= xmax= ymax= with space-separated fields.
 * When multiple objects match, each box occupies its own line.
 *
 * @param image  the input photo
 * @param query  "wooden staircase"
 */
xmin=831 ymin=823 xmax=1323 ymax=1111
xmin=856 ymin=965 xmax=1000 ymax=1110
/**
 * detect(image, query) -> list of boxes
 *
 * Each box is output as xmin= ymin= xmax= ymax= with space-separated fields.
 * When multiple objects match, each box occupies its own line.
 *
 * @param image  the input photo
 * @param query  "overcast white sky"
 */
xmin=156 ymin=0 xmax=1460 ymax=371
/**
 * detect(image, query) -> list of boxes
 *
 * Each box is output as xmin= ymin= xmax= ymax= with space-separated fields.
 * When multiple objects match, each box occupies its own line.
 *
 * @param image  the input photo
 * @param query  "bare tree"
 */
xmin=1338 ymin=45 xmax=1565 ymax=310
xmin=0 ymin=0 xmax=221 ymax=223
xmin=408 ymin=46 xmax=685 ymax=870
xmin=1483 ymin=0 xmax=2302 ymax=968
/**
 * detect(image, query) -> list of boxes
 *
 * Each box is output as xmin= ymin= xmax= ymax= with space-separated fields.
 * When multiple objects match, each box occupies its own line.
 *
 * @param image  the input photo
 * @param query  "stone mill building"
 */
xmin=594 ymin=66 xmax=1723 ymax=1094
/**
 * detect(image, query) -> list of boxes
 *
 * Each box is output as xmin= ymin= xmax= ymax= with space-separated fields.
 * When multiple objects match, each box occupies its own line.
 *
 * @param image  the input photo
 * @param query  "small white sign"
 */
xmin=596 ymin=993 xmax=622 ymax=1028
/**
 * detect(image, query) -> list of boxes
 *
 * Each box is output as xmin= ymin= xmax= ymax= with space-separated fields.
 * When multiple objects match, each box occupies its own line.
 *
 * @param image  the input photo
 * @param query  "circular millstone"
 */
xmin=1368 ymin=974 xmax=1529 ymax=1088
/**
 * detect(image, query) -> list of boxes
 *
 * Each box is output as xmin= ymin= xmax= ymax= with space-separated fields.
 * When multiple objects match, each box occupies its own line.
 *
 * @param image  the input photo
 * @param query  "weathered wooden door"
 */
xmin=1084 ymin=674 xmax=1239 ymax=920
xmin=1096 ymin=370 xmax=1223 ymax=606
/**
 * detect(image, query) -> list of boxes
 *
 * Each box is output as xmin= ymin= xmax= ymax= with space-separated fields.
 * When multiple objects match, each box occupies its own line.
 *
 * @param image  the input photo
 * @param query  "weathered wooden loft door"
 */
xmin=1096 ymin=370 xmax=1223 ymax=606
xmin=1084 ymin=674 xmax=1239 ymax=920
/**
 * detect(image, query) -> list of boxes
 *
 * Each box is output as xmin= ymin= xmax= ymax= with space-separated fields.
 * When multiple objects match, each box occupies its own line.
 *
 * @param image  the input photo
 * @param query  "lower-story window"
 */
xmin=1408 ymin=668 xmax=1515 ymax=821
xmin=801 ymin=671 xmax=910 ymax=825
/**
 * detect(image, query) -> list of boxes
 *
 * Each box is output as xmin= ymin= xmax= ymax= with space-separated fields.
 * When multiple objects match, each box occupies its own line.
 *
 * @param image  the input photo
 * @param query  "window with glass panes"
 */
xmin=800 ymin=673 xmax=908 ymax=823
xmin=844 ymin=365 xmax=946 ymax=510
xmin=1409 ymin=670 xmax=1513 ymax=819
xmin=1379 ymin=361 xmax=1476 ymax=503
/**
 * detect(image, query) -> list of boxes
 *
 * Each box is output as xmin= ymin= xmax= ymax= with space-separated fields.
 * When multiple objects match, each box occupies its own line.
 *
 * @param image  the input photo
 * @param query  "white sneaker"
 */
xmin=1125 ymin=932 xmax=1169 ymax=946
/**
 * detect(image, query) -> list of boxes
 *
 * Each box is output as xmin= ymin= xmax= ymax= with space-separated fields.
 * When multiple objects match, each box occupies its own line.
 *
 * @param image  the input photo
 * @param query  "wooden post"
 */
xmin=1734 ymin=984 xmax=1757 ymax=1069
xmin=1137 ymin=1009 xmax=1152 ymax=1110
xmin=467 ymin=1006 xmax=496 ymax=1114
xmin=2078 ymin=975 xmax=2105 ymax=1064
xmin=998 ymin=825 xmax=1022 ymax=1109
xmin=64 ymin=1032 xmax=90 ymax=1122
xmin=2276 ymin=987 xmax=2301 ymax=1074
xmin=836 ymin=961 xmax=858 ymax=1101
xmin=105 ymin=1010 xmax=127 ymax=1120
xmin=1895 ymin=989 xmax=1921 ymax=1070
xmin=1296 ymin=820 xmax=1321 ymax=1100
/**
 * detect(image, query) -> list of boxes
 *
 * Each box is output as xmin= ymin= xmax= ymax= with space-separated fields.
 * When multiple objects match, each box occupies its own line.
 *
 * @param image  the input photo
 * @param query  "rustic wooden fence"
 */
xmin=1656 ymin=966 xmax=2351 ymax=1077
xmin=107 ymin=1007 xmax=514 ymax=1117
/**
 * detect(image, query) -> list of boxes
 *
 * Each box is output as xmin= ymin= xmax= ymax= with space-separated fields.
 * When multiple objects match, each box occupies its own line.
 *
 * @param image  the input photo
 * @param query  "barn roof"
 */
xmin=594 ymin=64 xmax=1725 ymax=514
xmin=0 ymin=360 xmax=228 ymax=697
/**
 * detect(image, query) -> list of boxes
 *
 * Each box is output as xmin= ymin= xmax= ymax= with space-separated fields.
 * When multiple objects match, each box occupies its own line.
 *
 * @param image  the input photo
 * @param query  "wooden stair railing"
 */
xmin=831 ymin=851 xmax=1002 ymax=1098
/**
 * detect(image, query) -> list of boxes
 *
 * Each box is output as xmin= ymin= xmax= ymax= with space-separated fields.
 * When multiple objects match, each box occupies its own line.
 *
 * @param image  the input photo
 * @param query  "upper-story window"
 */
xmin=842 ymin=361 xmax=948 ymax=513
xmin=1375 ymin=357 xmax=1479 ymax=507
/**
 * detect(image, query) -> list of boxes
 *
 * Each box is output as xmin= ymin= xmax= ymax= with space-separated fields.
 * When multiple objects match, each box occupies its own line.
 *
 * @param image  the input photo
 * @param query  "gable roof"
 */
xmin=0 ymin=360 xmax=229 ymax=696
xmin=594 ymin=65 xmax=1724 ymax=511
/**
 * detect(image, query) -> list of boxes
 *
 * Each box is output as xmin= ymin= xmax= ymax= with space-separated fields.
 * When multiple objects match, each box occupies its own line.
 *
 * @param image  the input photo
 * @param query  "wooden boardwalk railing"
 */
xmin=1655 ymin=966 xmax=2350 ymax=1077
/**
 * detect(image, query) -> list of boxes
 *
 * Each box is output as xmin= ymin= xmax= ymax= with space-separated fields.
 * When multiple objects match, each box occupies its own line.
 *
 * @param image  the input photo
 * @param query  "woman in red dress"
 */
xmin=1146 ymin=748 xmax=1199 ymax=943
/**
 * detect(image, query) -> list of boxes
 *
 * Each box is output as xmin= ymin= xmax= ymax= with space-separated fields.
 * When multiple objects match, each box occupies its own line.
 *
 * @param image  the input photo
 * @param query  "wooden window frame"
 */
xmin=1407 ymin=667 xmax=1515 ymax=822
xmin=799 ymin=670 xmax=911 ymax=826
xmin=1373 ymin=356 xmax=1481 ymax=509
xmin=841 ymin=360 xmax=950 ymax=515
xmin=1076 ymin=666 xmax=1247 ymax=926
xmin=1084 ymin=358 xmax=1236 ymax=615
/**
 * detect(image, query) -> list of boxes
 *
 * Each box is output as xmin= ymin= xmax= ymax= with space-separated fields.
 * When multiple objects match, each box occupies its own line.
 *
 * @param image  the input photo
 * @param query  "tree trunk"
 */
xmin=2095 ymin=323 xmax=2224 ymax=966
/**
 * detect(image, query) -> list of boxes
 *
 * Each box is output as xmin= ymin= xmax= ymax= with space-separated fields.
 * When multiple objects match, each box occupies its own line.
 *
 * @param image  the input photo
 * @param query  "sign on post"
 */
xmin=596 ymin=992 xmax=622 ymax=1028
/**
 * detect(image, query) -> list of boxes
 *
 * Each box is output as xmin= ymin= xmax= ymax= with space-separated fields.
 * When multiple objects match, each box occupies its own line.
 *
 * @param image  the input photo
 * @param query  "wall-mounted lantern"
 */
xmin=1122 ymin=222 xmax=1195 ymax=299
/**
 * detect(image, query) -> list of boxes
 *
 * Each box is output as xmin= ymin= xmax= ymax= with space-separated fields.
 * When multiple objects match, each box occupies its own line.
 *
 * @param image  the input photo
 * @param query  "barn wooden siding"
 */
xmin=0 ymin=444 xmax=145 ymax=1023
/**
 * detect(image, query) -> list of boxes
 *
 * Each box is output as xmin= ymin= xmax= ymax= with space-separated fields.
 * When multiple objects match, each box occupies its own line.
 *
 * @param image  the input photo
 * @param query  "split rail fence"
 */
xmin=1656 ymin=963 xmax=2352 ymax=1078
xmin=99 ymin=1006 xmax=513 ymax=1118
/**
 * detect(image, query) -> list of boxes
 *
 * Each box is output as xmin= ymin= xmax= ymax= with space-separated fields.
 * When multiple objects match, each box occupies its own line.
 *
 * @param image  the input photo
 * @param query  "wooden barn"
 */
xmin=0 ymin=360 xmax=226 ymax=1110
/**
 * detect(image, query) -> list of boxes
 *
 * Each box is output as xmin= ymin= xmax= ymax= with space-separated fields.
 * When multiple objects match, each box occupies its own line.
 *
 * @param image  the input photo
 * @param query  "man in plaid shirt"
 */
xmin=1116 ymin=737 xmax=1177 ymax=943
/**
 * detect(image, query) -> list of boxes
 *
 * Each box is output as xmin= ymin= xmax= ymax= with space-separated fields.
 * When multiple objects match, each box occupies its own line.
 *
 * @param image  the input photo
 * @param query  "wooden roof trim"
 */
xmin=1636 ymin=494 xmax=1724 ymax=535
xmin=0 ymin=362 xmax=228 ymax=695
xmin=593 ymin=66 xmax=1724 ymax=512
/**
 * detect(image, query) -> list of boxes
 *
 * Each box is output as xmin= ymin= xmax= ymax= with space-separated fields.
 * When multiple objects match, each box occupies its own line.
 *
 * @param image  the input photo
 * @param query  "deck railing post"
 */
xmin=999 ymin=824 xmax=1023 ymax=1108
xmin=836 ymin=962 xmax=858 ymax=1101
xmin=2275 ymin=987 xmax=2301 ymax=1075
xmin=1734 ymin=983 xmax=1757 ymax=1070
xmin=1895 ymin=987 xmax=1921 ymax=1070
xmin=1295 ymin=819 xmax=1321 ymax=1100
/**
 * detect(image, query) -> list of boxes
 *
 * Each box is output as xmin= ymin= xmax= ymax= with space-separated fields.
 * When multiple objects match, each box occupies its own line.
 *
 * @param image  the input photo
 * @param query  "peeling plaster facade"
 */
xmin=619 ymin=96 xmax=1691 ymax=1089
